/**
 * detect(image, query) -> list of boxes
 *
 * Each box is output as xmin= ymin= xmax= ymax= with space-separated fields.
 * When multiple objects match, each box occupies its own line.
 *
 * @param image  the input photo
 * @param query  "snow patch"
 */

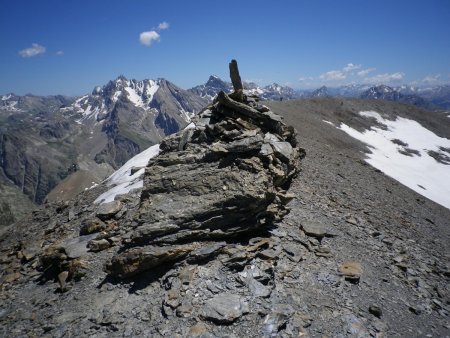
xmin=112 ymin=91 xmax=121 ymax=102
xmin=94 ymin=144 xmax=160 ymax=204
xmin=1 ymin=94 xmax=12 ymax=101
xmin=322 ymin=120 xmax=335 ymax=126
xmin=125 ymin=87 xmax=145 ymax=108
xmin=0 ymin=100 xmax=23 ymax=112
xmin=144 ymin=80 xmax=159 ymax=102
xmin=336 ymin=111 xmax=450 ymax=210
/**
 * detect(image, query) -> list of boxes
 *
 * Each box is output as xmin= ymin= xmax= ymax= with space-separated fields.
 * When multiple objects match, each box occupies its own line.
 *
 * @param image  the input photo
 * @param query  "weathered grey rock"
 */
xmin=61 ymin=234 xmax=97 ymax=259
xmin=88 ymin=239 xmax=110 ymax=252
xmin=369 ymin=305 xmax=383 ymax=318
xmin=202 ymin=293 xmax=249 ymax=324
xmin=229 ymin=59 xmax=244 ymax=102
xmin=80 ymin=218 xmax=106 ymax=235
xmin=106 ymin=243 xmax=199 ymax=278
xmin=247 ymin=277 xmax=271 ymax=297
xmin=96 ymin=200 xmax=123 ymax=220
xmin=301 ymin=221 xmax=327 ymax=238
xmin=229 ymin=59 xmax=243 ymax=92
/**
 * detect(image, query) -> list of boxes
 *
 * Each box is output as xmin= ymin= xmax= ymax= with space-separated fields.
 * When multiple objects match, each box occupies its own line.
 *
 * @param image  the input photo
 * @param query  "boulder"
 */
xmin=96 ymin=201 xmax=122 ymax=220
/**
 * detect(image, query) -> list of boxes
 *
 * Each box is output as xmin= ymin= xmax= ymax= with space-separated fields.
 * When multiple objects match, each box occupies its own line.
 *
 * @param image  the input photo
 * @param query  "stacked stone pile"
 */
xmin=106 ymin=60 xmax=304 ymax=278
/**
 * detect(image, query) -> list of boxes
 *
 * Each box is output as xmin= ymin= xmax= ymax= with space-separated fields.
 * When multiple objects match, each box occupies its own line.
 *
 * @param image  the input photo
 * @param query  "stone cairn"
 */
xmin=105 ymin=60 xmax=304 ymax=278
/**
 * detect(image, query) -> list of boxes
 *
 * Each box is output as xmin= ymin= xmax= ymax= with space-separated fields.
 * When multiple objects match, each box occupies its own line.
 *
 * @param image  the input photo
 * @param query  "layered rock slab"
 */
xmin=106 ymin=91 xmax=304 ymax=278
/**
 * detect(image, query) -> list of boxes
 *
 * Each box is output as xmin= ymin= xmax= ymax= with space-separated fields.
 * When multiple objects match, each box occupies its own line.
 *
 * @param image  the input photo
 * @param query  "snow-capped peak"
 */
xmin=62 ymin=77 xmax=162 ymax=125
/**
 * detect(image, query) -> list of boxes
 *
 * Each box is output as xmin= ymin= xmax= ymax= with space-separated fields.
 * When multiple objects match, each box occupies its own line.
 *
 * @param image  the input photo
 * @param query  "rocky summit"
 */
xmin=0 ymin=61 xmax=309 ymax=337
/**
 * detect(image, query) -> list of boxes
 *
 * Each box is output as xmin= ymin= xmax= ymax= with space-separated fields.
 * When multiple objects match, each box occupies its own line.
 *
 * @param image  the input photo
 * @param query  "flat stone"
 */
xmin=248 ymin=277 xmax=271 ymax=298
xmin=338 ymin=261 xmax=363 ymax=281
xmin=269 ymin=141 xmax=294 ymax=162
xmin=106 ymin=243 xmax=198 ymax=278
xmin=301 ymin=221 xmax=326 ymax=238
xmin=202 ymin=293 xmax=249 ymax=324
xmin=96 ymin=201 xmax=123 ymax=220
xmin=61 ymin=234 xmax=97 ymax=259
xmin=187 ymin=242 xmax=225 ymax=263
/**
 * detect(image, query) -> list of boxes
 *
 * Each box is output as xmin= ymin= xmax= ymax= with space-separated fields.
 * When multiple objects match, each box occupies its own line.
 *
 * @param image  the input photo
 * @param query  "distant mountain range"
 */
xmin=188 ymin=75 xmax=299 ymax=101
xmin=1 ymin=75 xmax=449 ymax=225
xmin=188 ymin=76 xmax=450 ymax=110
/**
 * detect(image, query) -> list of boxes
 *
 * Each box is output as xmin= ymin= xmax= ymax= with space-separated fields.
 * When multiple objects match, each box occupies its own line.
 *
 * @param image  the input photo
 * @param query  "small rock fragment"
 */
xmin=369 ymin=305 xmax=382 ymax=318
xmin=57 ymin=271 xmax=69 ymax=291
xmin=301 ymin=221 xmax=326 ymax=238
xmin=338 ymin=261 xmax=362 ymax=282
xmin=201 ymin=293 xmax=249 ymax=324
xmin=88 ymin=239 xmax=110 ymax=252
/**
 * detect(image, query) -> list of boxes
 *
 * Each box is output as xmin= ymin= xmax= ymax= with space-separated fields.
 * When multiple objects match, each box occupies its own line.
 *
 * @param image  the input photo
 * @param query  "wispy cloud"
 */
xmin=19 ymin=43 xmax=46 ymax=58
xmin=302 ymin=63 xmax=408 ymax=88
xmin=357 ymin=68 xmax=376 ymax=77
xmin=319 ymin=63 xmax=361 ymax=81
xmin=158 ymin=21 xmax=169 ymax=30
xmin=320 ymin=70 xmax=346 ymax=81
xmin=364 ymin=72 xmax=404 ymax=84
xmin=421 ymin=74 xmax=441 ymax=84
xmin=298 ymin=76 xmax=314 ymax=82
xmin=139 ymin=21 xmax=169 ymax=47
xmin=343 ymin=63 xmax=361 ymax=72
xmin=56 ymin=50 xmax=64 ymax=56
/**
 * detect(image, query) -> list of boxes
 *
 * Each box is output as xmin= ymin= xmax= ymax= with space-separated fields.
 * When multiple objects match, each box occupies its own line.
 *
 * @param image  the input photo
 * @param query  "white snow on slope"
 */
xmin=0 ymin=100 xmax=23 ymax=112
xmin=1 ymin=94 xmax=12 ymax=101
xmin=125 ymin=87 xmax=145 ymax=108
xmin=94 ymin=144 xmax=160 ymax=204
xmin=336 ymin=111 xmax=450 ymax=210
xmin=145 ymin=80 xmax=159 ymax=102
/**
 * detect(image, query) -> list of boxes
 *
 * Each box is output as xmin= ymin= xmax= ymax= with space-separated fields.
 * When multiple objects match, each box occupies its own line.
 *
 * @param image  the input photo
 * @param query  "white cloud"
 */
xmin=298 ymin=76 xmax=313 ymax=82
xmin=56 ymin=50 xmax=64 ymax=56
xmin=320 ymin=70 xmax=346 ymax=81
xmin=343 ymin=63 xmax=361 ymax=72
xmin=319 ymin=63 xmax=362 ymax=82
xmin=421 ymin=74 xmax=441 ymax=84
xmin=364 ymin=72 xmax=404 ymax=84
xmin=19 ymin=43 xmax=46 ymax=58
xmin=158 ymin=21 xmax=169 ymax=30
xmin=357 ymin=68 xmax=376 ymax=77
xmin=140 ymin=21 xmax=169 ymax=47
xmin=139 ymin=31 xmax=160 ymax=47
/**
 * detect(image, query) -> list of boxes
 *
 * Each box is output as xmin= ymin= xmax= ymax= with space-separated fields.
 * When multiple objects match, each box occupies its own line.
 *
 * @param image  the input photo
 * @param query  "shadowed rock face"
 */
xmin=106 ymin=91 xmax=304 ymax=278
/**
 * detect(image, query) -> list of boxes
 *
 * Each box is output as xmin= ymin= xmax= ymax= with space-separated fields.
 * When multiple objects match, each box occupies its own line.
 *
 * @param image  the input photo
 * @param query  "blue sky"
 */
xmin=1 ymin=0 xmax=449 ymax=95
